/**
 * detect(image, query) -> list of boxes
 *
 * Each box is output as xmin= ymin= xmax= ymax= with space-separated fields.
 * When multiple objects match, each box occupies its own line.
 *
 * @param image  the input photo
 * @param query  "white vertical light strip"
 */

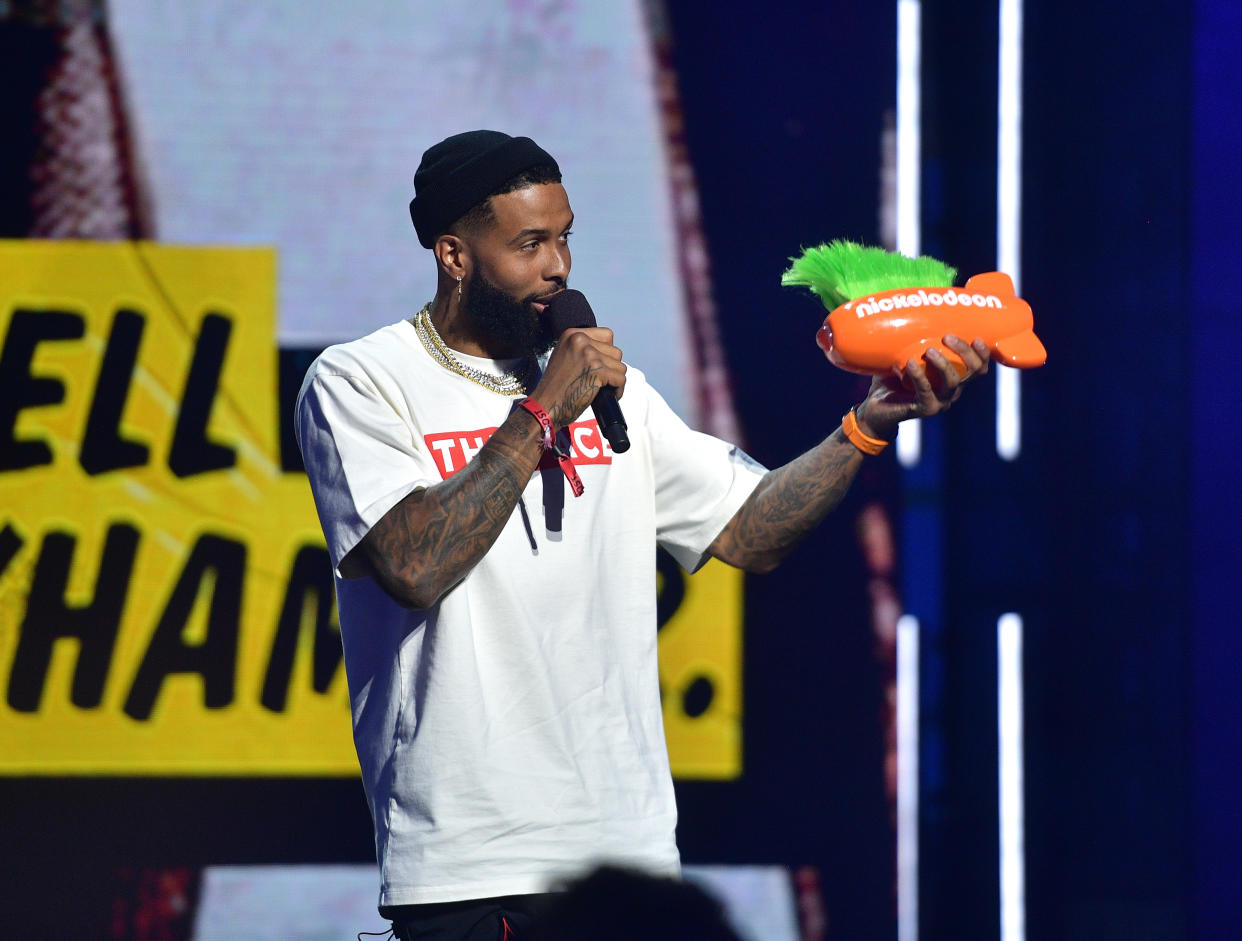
xmin=895 ymin=7 xmax=923 ymax=932
xmin=996 ymin=364 xmax=1021 ymax=459
xmin=996 ymin=0 xmax=1023 ymax=460
xmin=897 ymin=419 xmax=922 ymax=468
xmin=998 ymin=7 xmax=1026 ymax=935
xmin=996 ymin=0 xmax=1022 ymax=280
xmin=896 ymin=0 xmax=921 ymax=259
xmin=896 ymin=0 xmax=922 ymax=468
xmin=998 ymin=612 xmax=1026 ymax=941
xmin=896 ymin=614 xmax=920 ymax=941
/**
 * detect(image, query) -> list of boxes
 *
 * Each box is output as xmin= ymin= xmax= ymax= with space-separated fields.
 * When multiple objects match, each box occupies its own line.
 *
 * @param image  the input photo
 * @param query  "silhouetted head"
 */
xmin=536 ymin=866 xmax=744 ymax=941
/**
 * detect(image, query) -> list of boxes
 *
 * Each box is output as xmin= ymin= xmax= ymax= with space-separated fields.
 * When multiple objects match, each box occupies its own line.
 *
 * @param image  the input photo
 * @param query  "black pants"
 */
xmin=384 ymin=894 xmax=552 ymax=941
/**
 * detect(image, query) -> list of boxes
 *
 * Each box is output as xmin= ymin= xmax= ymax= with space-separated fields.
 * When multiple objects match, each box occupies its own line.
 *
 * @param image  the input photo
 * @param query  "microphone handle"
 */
xmin=543 ymin=288 xmax=630 ymax=453
xmin=591 ymin=387 xmax=630 ymax=454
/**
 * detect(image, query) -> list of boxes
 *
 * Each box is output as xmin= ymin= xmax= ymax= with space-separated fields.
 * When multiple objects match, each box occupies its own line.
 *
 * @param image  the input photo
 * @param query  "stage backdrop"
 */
xmin=1 ymin=0 xmax=746 ymax=780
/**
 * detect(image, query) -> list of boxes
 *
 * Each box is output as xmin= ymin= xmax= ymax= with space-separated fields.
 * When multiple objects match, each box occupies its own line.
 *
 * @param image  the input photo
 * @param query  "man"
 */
xmin=295 ymin=130 xmax=990 ymax=940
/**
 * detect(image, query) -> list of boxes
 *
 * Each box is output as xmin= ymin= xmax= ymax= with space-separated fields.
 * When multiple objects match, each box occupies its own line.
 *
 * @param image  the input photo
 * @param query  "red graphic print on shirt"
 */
xmin=424 ymin=419 xmax=615 ymax=479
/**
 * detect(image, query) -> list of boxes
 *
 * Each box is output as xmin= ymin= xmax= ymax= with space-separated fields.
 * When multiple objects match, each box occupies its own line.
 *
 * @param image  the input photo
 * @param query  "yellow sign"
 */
xmin=0 ymin=241 xmax=741 ymax=777
xmin=658 ymin=555 xmax=744 ymax=778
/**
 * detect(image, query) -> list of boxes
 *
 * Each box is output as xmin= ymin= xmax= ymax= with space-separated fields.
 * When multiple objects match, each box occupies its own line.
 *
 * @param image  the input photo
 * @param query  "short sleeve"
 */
xmin=645 ymin=386 xmax=768 ymax=573
xmin=295 ymin=371 xmax=439 ymax=575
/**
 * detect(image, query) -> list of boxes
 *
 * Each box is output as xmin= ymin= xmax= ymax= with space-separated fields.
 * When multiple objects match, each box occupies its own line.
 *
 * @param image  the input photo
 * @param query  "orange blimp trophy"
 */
xmin=782 ymin=240 xmax=1047 ymax=377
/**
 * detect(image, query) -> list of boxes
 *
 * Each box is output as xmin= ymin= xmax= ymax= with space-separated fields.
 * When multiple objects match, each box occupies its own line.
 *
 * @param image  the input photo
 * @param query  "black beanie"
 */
xmin=409 ymin=130 xmax=560 ymax=249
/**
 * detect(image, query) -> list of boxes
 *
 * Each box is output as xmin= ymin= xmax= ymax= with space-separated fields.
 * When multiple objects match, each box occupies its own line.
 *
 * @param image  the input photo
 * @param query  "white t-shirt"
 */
xmin=295 ymin=318 xmax=767 ymax=907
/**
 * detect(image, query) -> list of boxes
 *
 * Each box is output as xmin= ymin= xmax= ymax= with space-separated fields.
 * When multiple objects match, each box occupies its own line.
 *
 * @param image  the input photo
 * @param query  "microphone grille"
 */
xmin=545 ymin=288 xmax=596 ymax=333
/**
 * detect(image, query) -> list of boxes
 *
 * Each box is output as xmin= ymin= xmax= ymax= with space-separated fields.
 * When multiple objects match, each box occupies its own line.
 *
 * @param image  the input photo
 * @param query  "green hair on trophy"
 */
xmin=779 ymin=238 xmax=1048 ymax=378
xmin=781 ymin=239 xmax=957 ymax=309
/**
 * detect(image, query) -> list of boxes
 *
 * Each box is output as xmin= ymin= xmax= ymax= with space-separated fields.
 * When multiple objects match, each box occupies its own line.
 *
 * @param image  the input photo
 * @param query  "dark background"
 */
xmin=668 ymin=0 xmax=1241 ymax=938
xmin=4 ymin=0 xmax=1241 ymax=938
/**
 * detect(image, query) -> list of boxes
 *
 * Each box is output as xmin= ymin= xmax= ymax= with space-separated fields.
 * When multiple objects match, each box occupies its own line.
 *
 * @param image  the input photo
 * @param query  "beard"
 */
xmin=463 ymin=269 xmax=559 ymax=360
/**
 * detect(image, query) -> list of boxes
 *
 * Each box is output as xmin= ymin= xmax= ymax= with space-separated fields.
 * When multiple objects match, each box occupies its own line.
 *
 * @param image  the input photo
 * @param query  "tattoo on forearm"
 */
xmin=546 ymin=368 xmax=597 ymax=428
xmin=718 ymin=427 xmax=863 ymax=569
xmin=363 ymin=412 xmax=542 ymax=606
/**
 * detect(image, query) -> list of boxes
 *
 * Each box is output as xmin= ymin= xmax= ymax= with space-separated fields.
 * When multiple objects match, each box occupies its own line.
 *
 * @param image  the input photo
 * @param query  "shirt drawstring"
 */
xmin=517 ymin=496 xmax=538 ymax=553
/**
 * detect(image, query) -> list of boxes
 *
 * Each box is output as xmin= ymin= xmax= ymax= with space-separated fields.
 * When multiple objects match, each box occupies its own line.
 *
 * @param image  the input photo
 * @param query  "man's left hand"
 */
xmin=856 ymin=335 xmax=991 ymax=440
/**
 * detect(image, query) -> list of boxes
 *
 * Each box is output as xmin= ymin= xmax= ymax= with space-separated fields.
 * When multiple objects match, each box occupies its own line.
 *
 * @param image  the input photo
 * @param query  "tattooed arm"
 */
xmin=707 ymin=427 xmax=865 ymax=573
xmin=350 ymin=411 xmax=545 ymax=608
xmin=709 ymin=336 xmax=991 ymax=573
xmin=349 ymin=326 xmax=626 ymax=608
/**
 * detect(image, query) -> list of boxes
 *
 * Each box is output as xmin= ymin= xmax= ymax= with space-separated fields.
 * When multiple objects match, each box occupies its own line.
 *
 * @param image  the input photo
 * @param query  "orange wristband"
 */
xmin=842 ymin=407 xmax=890 ymax=456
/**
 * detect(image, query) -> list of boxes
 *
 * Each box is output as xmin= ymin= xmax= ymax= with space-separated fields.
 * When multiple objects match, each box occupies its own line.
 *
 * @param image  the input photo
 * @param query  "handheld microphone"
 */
xmin=544 ymin=289 xmax=630 ymax=454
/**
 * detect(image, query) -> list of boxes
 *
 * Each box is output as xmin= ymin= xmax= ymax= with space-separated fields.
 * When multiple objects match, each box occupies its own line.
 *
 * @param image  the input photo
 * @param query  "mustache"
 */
xmin=526 ymin=284 xmax=567 ymax=305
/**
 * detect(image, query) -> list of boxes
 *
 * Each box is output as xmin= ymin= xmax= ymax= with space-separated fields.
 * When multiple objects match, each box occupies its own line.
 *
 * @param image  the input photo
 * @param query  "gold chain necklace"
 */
xmin=412 ymin=302 xmax=531 ymax=396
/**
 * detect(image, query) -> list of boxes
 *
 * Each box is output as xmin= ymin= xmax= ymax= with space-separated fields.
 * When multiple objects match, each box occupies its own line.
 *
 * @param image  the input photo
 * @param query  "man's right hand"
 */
xmin=349 ymin=325 xmax=625 ymax=609
xmin=531 ymin=326 xmax=627 ymax=428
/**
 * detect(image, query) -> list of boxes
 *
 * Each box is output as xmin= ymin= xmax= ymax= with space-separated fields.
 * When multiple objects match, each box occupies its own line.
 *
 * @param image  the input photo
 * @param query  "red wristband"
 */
xmin=519 ymin=397 xmax=555 ymax=448
xmin=518 ymin=398 xmax=585 ymax=497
